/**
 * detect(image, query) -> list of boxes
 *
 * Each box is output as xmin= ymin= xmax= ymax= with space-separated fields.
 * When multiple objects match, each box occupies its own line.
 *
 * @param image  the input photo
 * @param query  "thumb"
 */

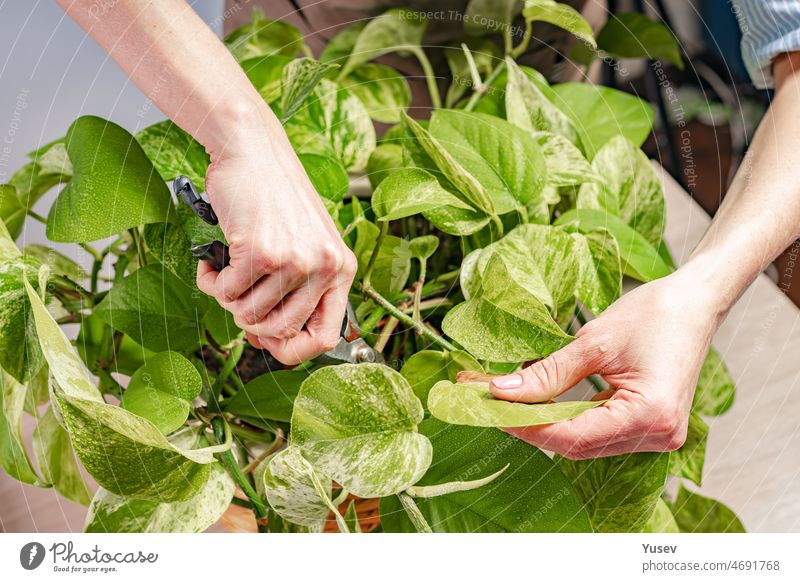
xmin=490 ymin=336 xmax=602 ymax=403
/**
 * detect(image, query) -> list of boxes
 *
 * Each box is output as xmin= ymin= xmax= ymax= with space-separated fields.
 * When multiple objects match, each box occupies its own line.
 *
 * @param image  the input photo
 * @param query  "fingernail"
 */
xmin=492 ymin=374 xmax=522 ymax=390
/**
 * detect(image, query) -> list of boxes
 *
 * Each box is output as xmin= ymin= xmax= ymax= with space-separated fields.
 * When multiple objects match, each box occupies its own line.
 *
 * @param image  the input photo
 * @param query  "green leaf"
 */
xmin=222 ymin=369 xmax=309 ymax=423
xmin=464 ymin=0 xmax=523 ymax=37
xmin=339 ymin=9 xmax=428 ymax=78
xmin=366 ymin=143 xmax=404 ymax=189
xmin=668 ymin=411 xmax=707 ymax=486
xmin=32 ymin=405 xmax=92 ymax=505
xmin=287 ymin=79 xmax=376 ymax=172
xmin=46 ymin=116 xmax=174 ymax=243
xmin=523 ymin=0 xmax=596 ymax=48
xmin=280 ymin=58 xmax=339 ymax=122
xmin=400 ymin=112 xmax=495 ymax=216
xmin=0 ymin=184 xmax=25 ymax=240
xmin=224 ymin=8 xmax=307 ymax=61
xmin=551 ymin=83 xmax=655 ymax=159
xmin=0 ymin=254 xmax=45 ymax=383
xmin=693 ymin=347 xmax=735 ymax=416
xmin=505 ymin=58 xmax=577 ymax=143
xmin=380 ymin=419 xmax=592 ymax=532
xmin=84 ymin=463 xmax=234 ymax=532
xmin=643 ymin=497 xmax=680 ymax=533
xmin=428 ymin=381 xmax=603 ymax=428
xmin=94 ymin=264 xmax=209 ymax=353
xmin=400 ymin=349 xmax=482 ymax=408
xmin=262 ymin=447 xmax=333 ymax=532
xmin=143 ymin=219 xmax=197 ymax=290
xmin=2 ymin=144 xmax=72 ymax=239
xmin=23 ymin=276 xmax=217 ymax=502
xmin=408 ymin=235 xmax=440 ymax=261
xmin=577 ymin=136 xmax=665 ymax=246
xmin=430 ymin=110 xmax=548 ymax=218
xmin=372 ymin=168 xmax=472 ymax=221
xmin=0 ymin=370 xmax=44 ymax=485
xmin=462 ymin=224 xmax=606 ymax=314
xmin=241 ymin=54 xmax=293 ymax=103
xmin=572 ymin=229 xmax=622 ymax=314
xmin=443 ymin=254 xmax=572 ymax=362
xmin=202 ymin=299 xmax=242 ymax=347
xmin=555 ymin=208 xmax=672 ymax=281
xmin=339 ymin=63 xmax=411 ymax=123
xmin=120 ymin=351 xmax=202 ymax=435
xmin=556 ymin=451 xmax=669 ymax=532
xmin=354 ymin=219 xmax=411 ymax=296
xmin=135 ymin=121 xmax=210 ymax=192
xmin=22 ymin=244 xmax=86 ymax=281
xmin=535 ymin=131 xmax=599 ymax=187
xmin=299 ymin=153 xmax=349 ymax=203
xmin=320 ymin=22 xmax=367 ymax=64
xmin=671 ymin=485 xmax=745 ymax=533
xmin=597 ymin=12 xmax=683 ymax=69
xmin=291 ymin=363 xmax=432 ymax=498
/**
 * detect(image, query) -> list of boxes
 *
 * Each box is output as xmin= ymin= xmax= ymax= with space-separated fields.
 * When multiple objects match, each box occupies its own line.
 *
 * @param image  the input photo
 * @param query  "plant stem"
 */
xmin=212 ymin=417 xmax=269 ymax=533
xmin=463 ymin=61 xmax=507 ymax=113
xmin=212 ymin=342 xmax=244 ymax=406
xmin=229 ymin=423 xmax=274 ymax=444
xmin=128 ymin=227 xmax=147 ymax=267
xmin=243 ymin=428 xmax=285 ymax=474
xmin=398 ymin=493 xmax=433 ymax=533
xmin=230 ymin=496 xmax=253 ymax=510
xmin=512 ymin=21 xmax=533 ymax=58
xmin=374 ymin=316 xmax=399 ymax=352
xmin=360 ymin=305 xmax=386 ymax=334
xmin=360 ymin=283 xmax=457 ymax=352
xmin=461 ymin=43 xmax=484 ymax=91
xmin=412 ymin=47 xmax=442 ymax=109
xmin=362 ymin=221 xmax=388 ymax=289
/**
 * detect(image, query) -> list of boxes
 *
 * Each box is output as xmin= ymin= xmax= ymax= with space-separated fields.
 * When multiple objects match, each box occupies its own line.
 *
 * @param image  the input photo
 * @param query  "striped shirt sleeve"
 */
xmin=731 ymin=0 xmax=800 ymax=88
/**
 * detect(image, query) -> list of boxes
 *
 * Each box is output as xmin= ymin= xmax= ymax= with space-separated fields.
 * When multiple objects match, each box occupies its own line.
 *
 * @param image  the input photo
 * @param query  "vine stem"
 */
xmin=512 ymin=21 xmax=533 ymax=58
xmin=212 ymin=417 xmax=269 ymax=533
xmin=362 ymin=221 xmax=388 ymax=290
xmin=411 ymin=47 xmax=442 ymax=109
xmin=463 ymin=61 xmax=507 ymax=113
xmin=360 ymin=283 xmax=457 ymax=352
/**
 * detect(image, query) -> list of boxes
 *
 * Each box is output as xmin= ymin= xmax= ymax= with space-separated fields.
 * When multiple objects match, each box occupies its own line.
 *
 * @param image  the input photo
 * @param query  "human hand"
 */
xmin=489 ymin=266 xmax=725 ymax=459
xmin=196 ymin=124 xmax=357 ymax=365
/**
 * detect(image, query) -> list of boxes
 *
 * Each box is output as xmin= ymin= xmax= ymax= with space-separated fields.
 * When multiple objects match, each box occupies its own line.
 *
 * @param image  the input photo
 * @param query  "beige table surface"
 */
xmin=2 ymin=167 xmax=799 ymax=533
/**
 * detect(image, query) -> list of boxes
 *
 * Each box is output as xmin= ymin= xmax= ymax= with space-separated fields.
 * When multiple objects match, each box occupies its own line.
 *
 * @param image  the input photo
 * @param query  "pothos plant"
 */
xmin=0 ymin=1 xmax=744 ymax=533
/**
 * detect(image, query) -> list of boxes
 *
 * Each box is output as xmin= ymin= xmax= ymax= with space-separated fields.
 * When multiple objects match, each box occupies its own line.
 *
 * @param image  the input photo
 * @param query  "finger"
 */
xmin=259 ymin=288 xmax=345 ymax=364
xmin=214 ymin=250 xmax=275 ymax=303
xmin=504 ymin=393 xmax=639 ymax=457
xmin=490 ymin=335 xmax=607 ymax=403
xmin=563 ymin=435 xmax=668 ymax=459
xmin=196 ymin=260 xmax=220 ymax=296
xmin=226 ymin=270 xmax=306 ymax=326
xmin=241 ymin=274 xmax=328 ymax=339
xmin=245 ymin=332 xmax=263 ymax=349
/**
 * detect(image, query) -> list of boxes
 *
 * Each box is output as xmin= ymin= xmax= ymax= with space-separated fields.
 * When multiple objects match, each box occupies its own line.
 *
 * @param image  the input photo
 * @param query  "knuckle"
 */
xmin=273 ymin=324 xmax=301 ymax=340
xmin=318 ymin=332 xmax=341 ymax=352
xmin=649 ymin=402 xmax=680 ymax=436
xmin=523 ymin=357 xmax=561 ymax=393
xmin=342 ymin=252 xmax=358 ymax=279
xmin=663 ymin=428 xmax=687 ymax=452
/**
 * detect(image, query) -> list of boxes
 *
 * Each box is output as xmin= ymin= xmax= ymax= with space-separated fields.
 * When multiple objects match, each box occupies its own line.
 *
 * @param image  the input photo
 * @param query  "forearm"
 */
xmin=56 ymin=0 xmax=282 ymax=158
xmin=680 ymin=51 xmax=800 ymax=315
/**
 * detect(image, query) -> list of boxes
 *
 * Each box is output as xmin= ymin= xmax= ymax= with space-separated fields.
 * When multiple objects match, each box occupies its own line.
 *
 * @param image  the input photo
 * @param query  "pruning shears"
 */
xmin=173 ymin=175 xmax=382 ymax=365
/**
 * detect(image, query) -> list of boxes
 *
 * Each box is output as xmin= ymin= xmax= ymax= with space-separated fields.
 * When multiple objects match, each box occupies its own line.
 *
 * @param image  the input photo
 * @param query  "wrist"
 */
xmin=670 ymin=252 xmax=750 ymax=324
xmin=197 ymin=97 xmax=284 ymax=161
